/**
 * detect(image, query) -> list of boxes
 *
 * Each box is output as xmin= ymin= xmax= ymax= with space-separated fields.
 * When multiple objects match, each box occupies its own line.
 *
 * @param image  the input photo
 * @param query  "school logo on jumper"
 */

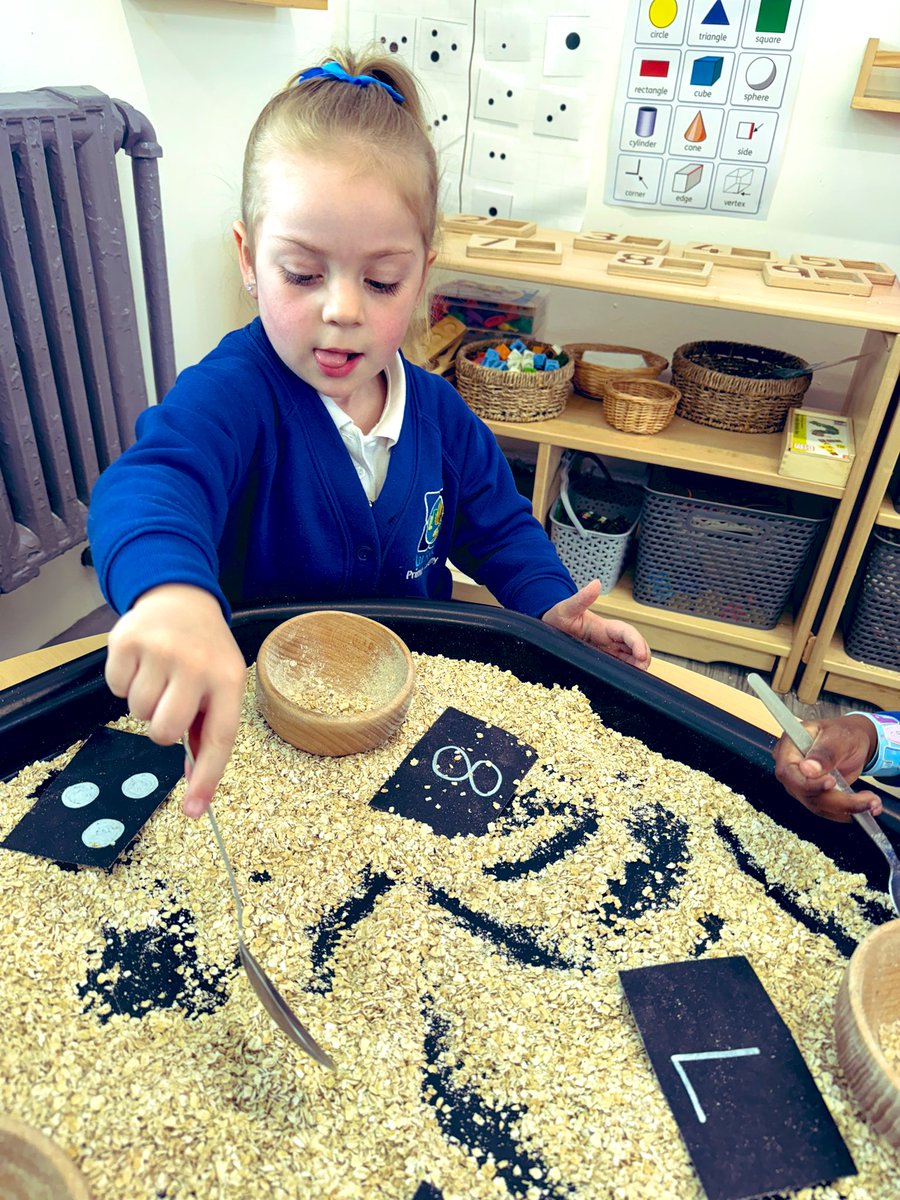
xmin=407 ymin=489 xmax=443 ymax=580
xmin=417 ymin=490 xmax=444 ymax=554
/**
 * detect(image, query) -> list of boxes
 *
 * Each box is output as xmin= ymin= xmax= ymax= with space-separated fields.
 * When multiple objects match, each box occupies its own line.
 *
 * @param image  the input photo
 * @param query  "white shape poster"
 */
xmin=606 ymin=0 xmax=807 ymax=217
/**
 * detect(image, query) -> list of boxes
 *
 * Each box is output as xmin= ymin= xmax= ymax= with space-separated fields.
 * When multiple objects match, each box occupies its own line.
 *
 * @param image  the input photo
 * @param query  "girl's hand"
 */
xmin=772 ymin=714 xmax=882 ymax=822
xmin=104 ymin=584 xmax=248 ymax=818
xmin=542 ymin=581 xmax=651 ymax=670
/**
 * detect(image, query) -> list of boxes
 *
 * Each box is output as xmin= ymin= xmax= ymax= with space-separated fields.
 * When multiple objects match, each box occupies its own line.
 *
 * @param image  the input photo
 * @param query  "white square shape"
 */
xmin=483 ymin=6 xmax=530 ymax=61
xmin=475 ymin=68 xmax=523 ymax=125
xmin=533 ymin=87 xmax=583 ymax=140
xmin=415 ymin=18 xmax=472 ymax=74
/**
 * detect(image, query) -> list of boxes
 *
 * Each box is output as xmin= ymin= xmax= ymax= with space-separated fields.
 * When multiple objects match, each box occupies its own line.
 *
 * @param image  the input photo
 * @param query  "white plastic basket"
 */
xmin=549 ymin=452 xmax=643 ymax=594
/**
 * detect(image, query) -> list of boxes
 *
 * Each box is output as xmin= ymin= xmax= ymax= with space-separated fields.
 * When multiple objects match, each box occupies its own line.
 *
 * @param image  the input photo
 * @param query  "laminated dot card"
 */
xmin=620 ymin=955 xmax=855 ymax=1200
xmin=1 ymin=727 xmax=184 ymax=869
xmin=370 ymin=706 xmax=536 ymax=837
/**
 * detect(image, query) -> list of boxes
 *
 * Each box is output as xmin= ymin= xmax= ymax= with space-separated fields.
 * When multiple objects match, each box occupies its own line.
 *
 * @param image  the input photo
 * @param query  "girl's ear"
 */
xmin=233 ymin=220 xmax=255 ymax=288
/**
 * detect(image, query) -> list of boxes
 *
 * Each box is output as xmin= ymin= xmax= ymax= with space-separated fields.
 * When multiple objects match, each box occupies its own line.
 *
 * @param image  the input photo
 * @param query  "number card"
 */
xmin=369 ymin=706 xmax=536 ymax=837
xmin=620 ymin=956 xmax=855 ymax=1200
xmin=1 ymin=728 xmax=184 ymax=869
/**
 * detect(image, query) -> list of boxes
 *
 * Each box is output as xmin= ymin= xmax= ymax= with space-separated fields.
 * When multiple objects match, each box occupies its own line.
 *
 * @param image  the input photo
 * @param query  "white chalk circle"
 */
xmin=81 ymin=819 xmax=125 ymax=849
xmin=746 ymin=57 xmax=777 ymax=91
xmin=121 ymin=772 xmax=159 ymax=799
xmin=61 ymin=781 xmax=100 ymax=809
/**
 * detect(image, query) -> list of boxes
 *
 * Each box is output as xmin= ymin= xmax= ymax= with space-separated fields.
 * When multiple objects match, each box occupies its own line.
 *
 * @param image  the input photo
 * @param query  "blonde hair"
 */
xmin=241 ymin=48 xmax=439 ymax=258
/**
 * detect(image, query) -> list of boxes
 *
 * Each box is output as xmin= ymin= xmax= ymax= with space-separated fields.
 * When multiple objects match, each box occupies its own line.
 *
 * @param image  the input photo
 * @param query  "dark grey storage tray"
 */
xmin=1 ymin=599 xmax=895 ymax=875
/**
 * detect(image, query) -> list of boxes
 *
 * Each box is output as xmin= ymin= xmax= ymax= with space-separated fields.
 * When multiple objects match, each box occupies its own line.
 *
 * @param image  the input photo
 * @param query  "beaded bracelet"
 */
xmin=847 ymin=711 xmax=900 ymax=777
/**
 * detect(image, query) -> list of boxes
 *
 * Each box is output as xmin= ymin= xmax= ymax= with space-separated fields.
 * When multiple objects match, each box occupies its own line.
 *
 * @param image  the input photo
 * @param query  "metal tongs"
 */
xmin=182 ymin=735 xmax=335 ymax=1067
xmin=747 ymin=674 xmax=900 ymax=916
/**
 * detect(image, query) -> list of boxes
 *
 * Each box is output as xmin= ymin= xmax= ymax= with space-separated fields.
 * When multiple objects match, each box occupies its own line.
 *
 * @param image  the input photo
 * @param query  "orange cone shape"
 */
xmin=684 ymin=111 xmax=707 ymax=142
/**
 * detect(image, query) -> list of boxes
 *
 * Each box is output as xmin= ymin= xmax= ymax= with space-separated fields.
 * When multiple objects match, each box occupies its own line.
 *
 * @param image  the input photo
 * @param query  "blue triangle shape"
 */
xmin=702 ymin=0 xmax=729 ymax=23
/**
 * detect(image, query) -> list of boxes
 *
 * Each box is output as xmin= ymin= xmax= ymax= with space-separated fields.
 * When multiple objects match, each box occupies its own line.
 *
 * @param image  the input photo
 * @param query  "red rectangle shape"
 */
xmin=640 ymin=59 xmax=670 ymax=78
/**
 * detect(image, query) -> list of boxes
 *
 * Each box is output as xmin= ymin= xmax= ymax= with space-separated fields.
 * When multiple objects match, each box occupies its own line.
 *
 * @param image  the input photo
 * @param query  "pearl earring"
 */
xmin=245 ymin=280 xmax=256 ymax=295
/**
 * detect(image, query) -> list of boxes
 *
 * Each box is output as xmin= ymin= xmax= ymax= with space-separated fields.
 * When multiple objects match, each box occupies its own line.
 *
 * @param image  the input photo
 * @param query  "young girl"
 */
xmin=88 ymin=50 xmax=650 ymax=818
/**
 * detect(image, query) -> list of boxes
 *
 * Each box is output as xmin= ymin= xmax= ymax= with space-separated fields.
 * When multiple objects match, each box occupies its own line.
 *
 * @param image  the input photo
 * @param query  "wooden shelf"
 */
xmin=440 ymin=219 xmax=900 ymax=694
xmin=819 ymin=632 xmax=900 ymax=710
xmin=488 ymin=393 xmax=846 ymax=498
xmin=852 ymin=38 xmax=900 ymax=113
xmin=451 ymin=569 xmax=793 ymax=672
xmin=876 ymin=493 xmax=900 ymax=530
xmin=437 ymin=226 xmax=900 ymax=334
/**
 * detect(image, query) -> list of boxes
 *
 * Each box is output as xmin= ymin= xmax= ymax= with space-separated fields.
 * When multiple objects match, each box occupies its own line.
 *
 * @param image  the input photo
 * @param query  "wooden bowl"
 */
xmin=255 ymin=611 xmax=415 ymax=756
xmin=834 ymin=918 xmax=900 ymax=1148
xmin=0 ymin=1116 xmax=91 ymax=1199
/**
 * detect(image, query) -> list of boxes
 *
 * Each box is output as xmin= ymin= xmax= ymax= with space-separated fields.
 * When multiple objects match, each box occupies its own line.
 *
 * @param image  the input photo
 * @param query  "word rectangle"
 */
xmin=620 ymin=956 xmax=855 ymax=1200
xmin=1 ymin=728 xmax=184 ymax=869
xmin=369 ymin=706 xmax=535 ymax=837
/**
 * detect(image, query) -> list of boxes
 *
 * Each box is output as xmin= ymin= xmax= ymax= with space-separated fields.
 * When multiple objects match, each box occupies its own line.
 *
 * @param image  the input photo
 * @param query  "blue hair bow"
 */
xmin=296 ymin=61 xmax=405 ymax=104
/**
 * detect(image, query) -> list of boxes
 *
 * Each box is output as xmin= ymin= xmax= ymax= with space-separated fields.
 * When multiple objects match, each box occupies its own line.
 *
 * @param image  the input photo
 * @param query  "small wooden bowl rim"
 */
xmin=0 ymin=1116 xmax=92 ymax=1199
xmin=256 ymin=611 xmax=415 ymax=755
xmin=837 ymin=919 xmax=900 ymax=1085
xmin=834 ymin=918 xmax=900 ymax=1148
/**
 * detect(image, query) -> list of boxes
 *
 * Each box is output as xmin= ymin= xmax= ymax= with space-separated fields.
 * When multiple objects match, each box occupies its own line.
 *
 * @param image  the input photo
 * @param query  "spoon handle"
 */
xmin=181 ymin=735 xmax=244 ymax=926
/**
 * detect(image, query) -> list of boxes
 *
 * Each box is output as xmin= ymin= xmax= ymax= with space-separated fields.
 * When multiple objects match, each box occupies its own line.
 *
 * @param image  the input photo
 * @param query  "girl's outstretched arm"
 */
xmin=104 ymin=584 xmax=248 ymax=818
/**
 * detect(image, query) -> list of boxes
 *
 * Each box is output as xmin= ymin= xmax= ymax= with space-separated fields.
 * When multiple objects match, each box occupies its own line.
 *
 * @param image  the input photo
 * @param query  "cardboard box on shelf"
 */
xmin=778 ymin=407 xmax=855 ymax=487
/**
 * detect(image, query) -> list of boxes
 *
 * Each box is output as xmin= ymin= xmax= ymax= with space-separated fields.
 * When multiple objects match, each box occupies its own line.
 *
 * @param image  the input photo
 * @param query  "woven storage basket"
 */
xmin=565 ymin=342 xmax=668 ymax=401
xmin=549 ymin=452 xmax=643 ymax=594
xmin=455 ymin=338 xmax=573 ymax=422
xmin=633 ymin=467 xmax=831 ymax=629
xmin=672 ymin=340 xmax=811 ymax=434
xmin=603 ymin=377 xmax=680 ymax=435
xmin=844 ymin=529 xmax=900 ymax=671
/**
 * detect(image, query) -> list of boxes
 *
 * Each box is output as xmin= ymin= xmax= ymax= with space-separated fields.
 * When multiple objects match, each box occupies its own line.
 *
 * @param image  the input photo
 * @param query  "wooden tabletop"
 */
xmin=0 ymin=634 xmax=782 ymax=737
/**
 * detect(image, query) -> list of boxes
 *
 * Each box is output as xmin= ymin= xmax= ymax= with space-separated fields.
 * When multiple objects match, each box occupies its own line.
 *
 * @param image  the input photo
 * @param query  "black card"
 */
xmin=1 ymin=728 xmax=184 ymax=869
xmin=370 ymin=706 xmax=535 ymax=836
xmin=619 ymin=956 xmax=855 ymax=1200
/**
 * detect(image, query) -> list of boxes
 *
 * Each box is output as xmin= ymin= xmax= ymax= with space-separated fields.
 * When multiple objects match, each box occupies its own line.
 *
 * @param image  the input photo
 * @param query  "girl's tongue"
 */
xmin=315 ymin=348 xmax=360 ymax=377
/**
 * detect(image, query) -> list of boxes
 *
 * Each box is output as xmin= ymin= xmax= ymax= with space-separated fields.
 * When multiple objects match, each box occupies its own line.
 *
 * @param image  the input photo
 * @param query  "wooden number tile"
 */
xmin=607 ymin=251 xmax=712 ymax=286
xmin=444 ymin=214 xmax=538 ymax=237
xmin=683 ymin=242 xmax=778 ymax=270
xmin=790 ymin=254 xmax=896 ymax=286
xmin=466 ymin=234 xmax=563 ymax=265
xmin=574 ymin=230 xmax=670 ymax=254
xmin=763 ymin=261 xmax=873 ymax=297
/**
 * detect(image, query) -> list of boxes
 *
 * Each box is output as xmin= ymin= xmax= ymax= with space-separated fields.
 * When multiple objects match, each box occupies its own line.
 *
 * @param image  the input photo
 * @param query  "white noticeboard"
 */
xmin=605 ymin=0 xmax=807 ymax=218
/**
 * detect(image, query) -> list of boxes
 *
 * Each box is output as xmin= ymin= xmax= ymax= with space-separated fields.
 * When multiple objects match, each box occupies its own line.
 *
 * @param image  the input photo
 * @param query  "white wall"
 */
xmin=1 ymin=0 xmax=898 ymax=658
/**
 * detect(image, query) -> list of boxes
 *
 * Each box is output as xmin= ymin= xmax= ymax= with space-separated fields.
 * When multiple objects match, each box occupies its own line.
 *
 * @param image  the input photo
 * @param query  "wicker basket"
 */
xmin=603 ymin=378 xmax=680 ymax=435
xmin=455 ymin=338 xmax=573 ymax=422
xmin=565 ymin=342 xmax=668 ymax=401
xmin=672 ymin=340 xmax=811 ymax=434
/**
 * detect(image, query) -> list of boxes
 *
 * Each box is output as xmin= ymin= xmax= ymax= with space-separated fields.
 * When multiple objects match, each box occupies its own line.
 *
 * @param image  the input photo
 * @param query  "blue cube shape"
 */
xmin=691 ymin=55 xmax=723 ymax=87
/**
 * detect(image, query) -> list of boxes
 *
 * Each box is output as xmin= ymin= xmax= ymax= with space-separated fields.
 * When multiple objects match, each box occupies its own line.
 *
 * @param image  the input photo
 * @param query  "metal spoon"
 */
xmin=768 ymin=352 xmax=870 ymax=379
xmin=182 ymin=735 xmax=335 ymax=1067
xmin=747 ymin=674 xmax=900 ymax=916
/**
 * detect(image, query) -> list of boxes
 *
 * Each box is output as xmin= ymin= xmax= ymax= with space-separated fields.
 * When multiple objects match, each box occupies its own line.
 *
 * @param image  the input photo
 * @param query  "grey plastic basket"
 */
xmin=844 ymin=528 xmax=900 ymax=670
xmin=549 ymin=452 xmax=643 ymax=594
xmin=633 ymin=468 xmax=831 ymax=629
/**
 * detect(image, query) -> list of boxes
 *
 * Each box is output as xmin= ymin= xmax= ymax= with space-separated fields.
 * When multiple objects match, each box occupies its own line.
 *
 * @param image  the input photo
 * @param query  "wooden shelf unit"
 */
xmin=799 ymin=395 xmax=900 ymax=706
xmin=436 ymin=224 xmax=900 ymax=690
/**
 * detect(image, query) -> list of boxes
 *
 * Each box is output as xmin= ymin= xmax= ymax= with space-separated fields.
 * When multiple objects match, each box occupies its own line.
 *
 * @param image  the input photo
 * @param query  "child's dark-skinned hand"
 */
xmin=104 ymin=584 xmax=248 ymax=818
xmin=772 ymin=713 xmax=883 ymax=822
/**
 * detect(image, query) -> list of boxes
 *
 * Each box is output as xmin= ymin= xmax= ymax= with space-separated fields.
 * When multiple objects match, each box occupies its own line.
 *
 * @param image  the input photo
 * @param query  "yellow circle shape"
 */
xmin=649 ymin=0 xmax=678 ymax=28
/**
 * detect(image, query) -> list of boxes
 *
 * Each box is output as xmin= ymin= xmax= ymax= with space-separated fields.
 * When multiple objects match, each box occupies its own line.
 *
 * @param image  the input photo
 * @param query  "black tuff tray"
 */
xmin=1 ymin=598 xmax=896 ymax=884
